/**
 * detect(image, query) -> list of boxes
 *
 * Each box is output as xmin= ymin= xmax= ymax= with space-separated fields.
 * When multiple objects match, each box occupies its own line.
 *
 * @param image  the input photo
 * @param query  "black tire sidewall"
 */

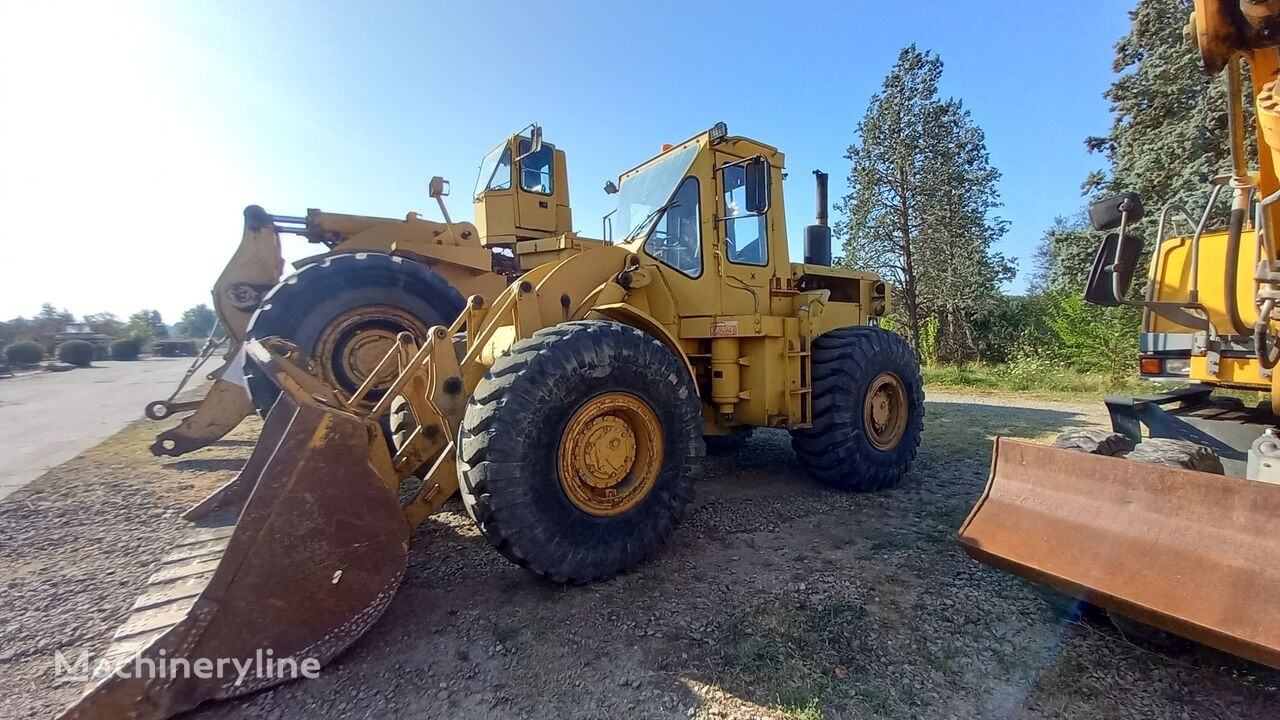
xmin=794 ymin=327 xmax=924 ymax=490
xmin=244 ymin=253 xmax=462 ymax=415
xmin=459 ymin=321 xmax=702 ymax=582
xmin=845 ymin=331 xmax=922 ymax=474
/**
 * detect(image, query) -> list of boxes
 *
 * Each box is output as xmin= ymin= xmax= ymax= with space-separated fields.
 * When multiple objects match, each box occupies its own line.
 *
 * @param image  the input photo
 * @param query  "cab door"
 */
xmin=514 ymin=139 xmax=558 ymax=233
xmin=715 ymin=152 xmax=776 ymax=317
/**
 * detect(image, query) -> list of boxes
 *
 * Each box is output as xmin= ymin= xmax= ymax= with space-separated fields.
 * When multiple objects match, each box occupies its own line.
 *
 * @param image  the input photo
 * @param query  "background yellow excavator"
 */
xmin=960 ymin=0 xmax=1280 ymax=669
xmin=144 ymin=126 xmax=594 ymax=456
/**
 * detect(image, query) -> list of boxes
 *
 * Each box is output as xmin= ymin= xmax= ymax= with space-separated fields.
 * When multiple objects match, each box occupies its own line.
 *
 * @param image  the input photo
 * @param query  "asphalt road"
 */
xmin=0 ymin=358 xmax=194 ymax=500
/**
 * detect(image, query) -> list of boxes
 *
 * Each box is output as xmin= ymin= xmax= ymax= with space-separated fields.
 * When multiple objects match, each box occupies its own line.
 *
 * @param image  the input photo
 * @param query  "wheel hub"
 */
xmin=313 ymin=305 xmax=430 ymax=403
xmin=864 ymin=372 xmax=908 ymax=451
xmin=574 ymin=415 xmax=637 ymax=488
xmin=559 ymin=393 xmax=663 ymax=516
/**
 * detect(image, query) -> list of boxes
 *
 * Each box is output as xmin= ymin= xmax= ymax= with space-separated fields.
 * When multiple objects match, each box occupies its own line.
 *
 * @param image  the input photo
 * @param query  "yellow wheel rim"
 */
xmin=864 ymin=372 xmax=908 ymax=451
xmin=313 ymin=304 xmax=430 ymax=403
xmin=558 ymin=392 xmax=663 ymax=517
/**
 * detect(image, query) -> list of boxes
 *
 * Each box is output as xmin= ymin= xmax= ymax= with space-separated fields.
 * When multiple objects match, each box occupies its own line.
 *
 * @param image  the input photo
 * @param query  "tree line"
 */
xmin=0 ymin=303 xmax=218 ymax=352
xmin=838 ymin=0 xmax=1228 ymax=385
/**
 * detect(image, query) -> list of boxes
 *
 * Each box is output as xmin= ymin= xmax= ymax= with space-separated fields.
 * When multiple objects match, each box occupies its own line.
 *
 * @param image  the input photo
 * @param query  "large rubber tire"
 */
xmin=790 ymin=327 xmax=923 ymax=491
xmin=456 ymin=320 xmax=703 ymax=583
xmin=1126 ymin=438 xmax=1225 ymax=473
xmin=243 ymin=252 xmax=465 ymax=417
xmin=1052 ymin=428 xmax=1135 ymax=456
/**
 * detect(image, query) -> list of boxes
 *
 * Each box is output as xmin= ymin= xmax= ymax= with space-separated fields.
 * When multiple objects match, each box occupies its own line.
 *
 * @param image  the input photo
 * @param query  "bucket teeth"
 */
xmin=57 ymin=396 xmax=409 ymax=720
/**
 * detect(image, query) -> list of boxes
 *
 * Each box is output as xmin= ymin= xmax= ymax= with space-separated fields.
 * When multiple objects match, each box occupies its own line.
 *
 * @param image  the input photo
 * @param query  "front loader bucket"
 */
xmin=959 ymin=437 xmax=1280 ymax=668
xmin=58 ymin=393 xmax=410 ymax=720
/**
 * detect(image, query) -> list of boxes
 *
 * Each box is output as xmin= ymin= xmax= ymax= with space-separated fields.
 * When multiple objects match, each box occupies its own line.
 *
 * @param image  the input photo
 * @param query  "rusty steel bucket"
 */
xmin=959 ymin=437 xmax=1280 ymax=668
xmin=57 ymin=394 xmax=409 ymax=720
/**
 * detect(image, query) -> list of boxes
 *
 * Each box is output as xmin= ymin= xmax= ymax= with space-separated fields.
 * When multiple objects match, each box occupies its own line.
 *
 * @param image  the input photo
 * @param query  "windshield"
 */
xmin=474 ymin=142 xmax=512 ymax=198
xmin=616 ymin=143 xmax=700 ymax=243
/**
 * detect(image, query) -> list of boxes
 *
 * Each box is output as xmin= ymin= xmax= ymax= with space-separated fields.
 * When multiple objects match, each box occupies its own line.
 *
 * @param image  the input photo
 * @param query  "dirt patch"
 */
xmin=1 ymin=394 xmax=1276 ymax=719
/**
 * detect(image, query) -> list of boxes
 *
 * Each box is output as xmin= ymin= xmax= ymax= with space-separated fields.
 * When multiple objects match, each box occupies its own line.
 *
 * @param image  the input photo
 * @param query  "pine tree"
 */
xmin=1083 ymin=0 xmax=1250 ymax=204
xmin=1039 ymin=0 xmax=1253 ymax=291
xmin=838 ymin=45 xmax=1012 ymax=360
xmin=1031 ymin=215 xmax=1096 ymax=293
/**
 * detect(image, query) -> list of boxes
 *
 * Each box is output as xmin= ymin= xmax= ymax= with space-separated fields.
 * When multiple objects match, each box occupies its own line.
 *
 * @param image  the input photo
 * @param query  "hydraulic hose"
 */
xmin=1224 ymin=204 xmax=1255 ymax=336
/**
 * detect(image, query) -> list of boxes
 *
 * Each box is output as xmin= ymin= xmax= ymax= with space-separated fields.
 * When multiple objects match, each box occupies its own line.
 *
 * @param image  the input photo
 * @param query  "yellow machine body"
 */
xmin=147 ymin=129 xmax=595 ymax=456
xmin=62 ymin=126 xmax=894 ymax=720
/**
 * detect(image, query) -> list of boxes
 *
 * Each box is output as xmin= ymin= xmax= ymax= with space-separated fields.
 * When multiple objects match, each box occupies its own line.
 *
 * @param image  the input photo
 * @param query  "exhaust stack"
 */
xmin=804 ymin=170 xmax=832 ymax=266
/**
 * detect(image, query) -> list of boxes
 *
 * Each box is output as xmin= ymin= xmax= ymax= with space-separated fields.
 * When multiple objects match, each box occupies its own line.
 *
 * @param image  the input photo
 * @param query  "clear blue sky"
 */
xmin=0 ymin=0 xmax=1133 ymax=322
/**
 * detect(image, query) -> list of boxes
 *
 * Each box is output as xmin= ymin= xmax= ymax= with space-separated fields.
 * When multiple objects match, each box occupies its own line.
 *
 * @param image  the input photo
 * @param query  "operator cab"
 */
xmin=612 ymin=124 xmax=779 ymax=315
xmin=472 ymin=124 xmax=574 ymax=246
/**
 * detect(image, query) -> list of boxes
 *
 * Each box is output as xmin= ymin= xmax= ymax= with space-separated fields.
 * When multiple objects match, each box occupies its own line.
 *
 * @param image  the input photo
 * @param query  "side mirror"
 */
xmin=603 ymin=180 xmax=618 ymax=195
xmin=516 ymin=124 xmax=543 ymax=162
xmin=1084 ymin=232 xmax=1145 ymax=306
xmin=428 ymin=176 xmax=450 ymax=199
xmin=1088 ymin=192 xmax=1144 ymax=231
xmin=745 ymin=156 xmax=769 ymax=214
xmin=529 ymin=124 xmax=543 ymax=154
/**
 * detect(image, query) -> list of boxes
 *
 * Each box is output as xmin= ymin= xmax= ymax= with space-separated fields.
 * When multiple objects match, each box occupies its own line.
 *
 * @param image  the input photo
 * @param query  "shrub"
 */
xmin=1042 ymin=291 xmax=1140 ymax=385
xmin=57 ymin=340 xmax=95 ymax=367
xmin=110 ymin=337 xmax=143 ymax=361
xmin=5 ymin=340 xmax=44 ymax=366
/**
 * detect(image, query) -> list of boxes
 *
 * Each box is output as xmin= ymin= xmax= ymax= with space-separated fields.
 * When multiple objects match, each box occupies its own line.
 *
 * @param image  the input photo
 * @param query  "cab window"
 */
xmin=643 ymin=177 xmax=702 ymax=278
xmin=723 ymin=164 xmax=768 ymax=265
xmin=475 ymin=144 xmax=511 ymax=198
xmin=519 ymin=139 xmax=554 ymax=195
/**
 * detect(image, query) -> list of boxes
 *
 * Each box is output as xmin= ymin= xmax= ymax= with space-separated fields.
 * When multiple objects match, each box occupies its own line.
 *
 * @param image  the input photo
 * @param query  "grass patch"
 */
xmin=777 ymin=697 xmax=822 ymax=720
xmin=711 ymin=599 xmax=916 ymax=718
xmin=921 ymin=364 xmax=1003 ymax=390
xmin=926 ymin=364 xmax=1273 ymax=407
xmin=923 ymin=363 xmax=1147 ymax=399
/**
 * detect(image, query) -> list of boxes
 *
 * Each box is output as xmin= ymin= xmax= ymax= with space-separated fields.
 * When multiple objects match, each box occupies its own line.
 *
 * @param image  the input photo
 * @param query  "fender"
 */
xmin=590 ymin=302 xmax=698 ymax=396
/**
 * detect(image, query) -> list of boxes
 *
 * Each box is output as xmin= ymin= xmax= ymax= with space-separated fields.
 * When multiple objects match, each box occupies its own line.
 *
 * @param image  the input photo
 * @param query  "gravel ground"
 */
xmin=1 ymin=392 xmax=1277 ymax=720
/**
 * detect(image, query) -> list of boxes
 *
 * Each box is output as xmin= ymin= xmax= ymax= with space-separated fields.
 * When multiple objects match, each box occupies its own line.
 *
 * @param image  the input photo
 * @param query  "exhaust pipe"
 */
xmin=803 ymin=170 xmax=832 ymax=266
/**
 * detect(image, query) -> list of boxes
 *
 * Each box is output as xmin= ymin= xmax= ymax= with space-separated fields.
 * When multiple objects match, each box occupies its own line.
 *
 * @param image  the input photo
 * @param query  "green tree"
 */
xmin=174 ymin=303 xmax=216 ymax=339
xmin=83 ymin=311 xmax=125 ymax=337
xmin=838 ymin=45 xmax=1012 ymax=361
xmin=1083 ymin=0 xmax=1252 ymax=207
xmin=1045 ymin=292 xmax=1142 ymax=385
xmin=31 ymin=303 xmax=74 ymax=349
xmin=1032 ymin=0 xmax=1239 ymax=368
xmin=126 ymin=309 xmax=168 ymax=342
xmin=1031 ymin=215 xmax=1099 ymax=293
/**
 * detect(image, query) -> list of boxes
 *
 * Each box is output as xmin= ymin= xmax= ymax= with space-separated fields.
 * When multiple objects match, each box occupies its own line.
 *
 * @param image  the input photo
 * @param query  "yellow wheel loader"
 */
xmin=58 ymin=124 xmax=923 ymax=720
xmin=146 ymin=126 xmax=594 ymax=457
xmin=960 ymin=0 xmax=1280 ymax=669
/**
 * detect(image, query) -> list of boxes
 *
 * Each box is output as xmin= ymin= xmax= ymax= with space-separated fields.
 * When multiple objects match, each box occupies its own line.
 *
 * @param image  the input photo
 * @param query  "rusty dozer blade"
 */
xmin=59 ymin=390 xmax=409 ymax=720
xmin=959 ymin=437 xmax=1280 ymax=668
